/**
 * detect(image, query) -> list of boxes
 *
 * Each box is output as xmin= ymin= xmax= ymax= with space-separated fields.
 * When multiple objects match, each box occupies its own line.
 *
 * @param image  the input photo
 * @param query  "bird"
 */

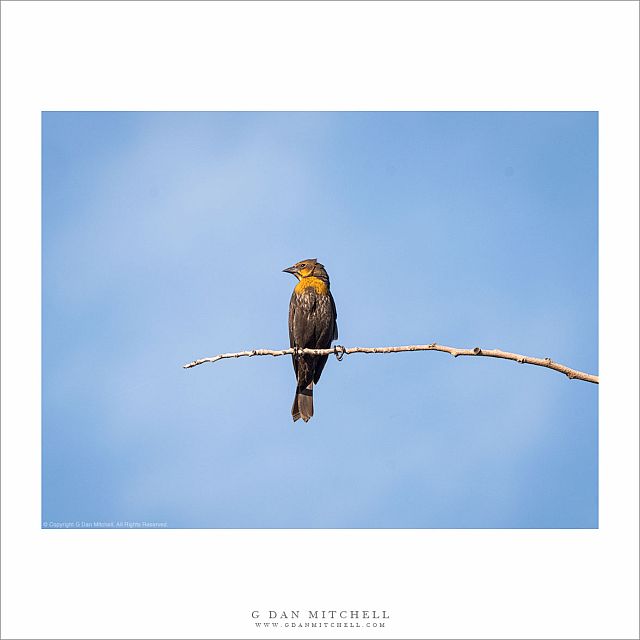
xmin=283 ymin=258 xmax=338 ymax=422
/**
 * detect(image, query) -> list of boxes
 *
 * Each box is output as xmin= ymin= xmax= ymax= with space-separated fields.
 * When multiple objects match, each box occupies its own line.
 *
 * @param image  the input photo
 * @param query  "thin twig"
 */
xmin=182 ymin=344 xmax=598 ymax=384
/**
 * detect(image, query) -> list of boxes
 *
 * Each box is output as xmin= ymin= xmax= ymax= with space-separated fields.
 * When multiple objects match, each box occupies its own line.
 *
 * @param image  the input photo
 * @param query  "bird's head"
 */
xmin=282 ymin=258 xmax=329 ymax=282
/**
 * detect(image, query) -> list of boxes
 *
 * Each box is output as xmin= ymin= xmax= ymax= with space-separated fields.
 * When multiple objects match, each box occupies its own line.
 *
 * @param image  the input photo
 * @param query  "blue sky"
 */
xmin=42 ymin=112 xmax=598 ymax=528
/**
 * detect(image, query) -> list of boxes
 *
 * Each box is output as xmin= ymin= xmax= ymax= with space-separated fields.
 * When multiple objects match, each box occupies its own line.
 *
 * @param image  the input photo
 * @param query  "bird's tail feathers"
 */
xmin=292 ymin=382 xmax=313 ymax=423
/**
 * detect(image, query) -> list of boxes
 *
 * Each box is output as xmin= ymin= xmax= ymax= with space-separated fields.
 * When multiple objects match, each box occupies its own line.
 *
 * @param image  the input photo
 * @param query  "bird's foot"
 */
xmin=334 ymin=345 xmax=347 ymax=361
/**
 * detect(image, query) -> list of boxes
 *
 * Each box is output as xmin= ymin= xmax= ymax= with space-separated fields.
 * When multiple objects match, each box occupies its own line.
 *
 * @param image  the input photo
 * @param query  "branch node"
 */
xmin=473 ymin=347 xmax=482 ymax=355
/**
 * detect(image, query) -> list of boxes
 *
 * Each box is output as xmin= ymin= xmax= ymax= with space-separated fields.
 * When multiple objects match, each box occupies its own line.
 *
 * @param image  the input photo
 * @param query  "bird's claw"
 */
xmin=334 ymin=345 xmax=347 ymax=361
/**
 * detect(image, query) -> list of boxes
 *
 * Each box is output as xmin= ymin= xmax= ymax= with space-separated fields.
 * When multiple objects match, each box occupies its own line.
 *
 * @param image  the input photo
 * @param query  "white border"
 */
xmin=2 ymin=2 xmax=638 ymax=639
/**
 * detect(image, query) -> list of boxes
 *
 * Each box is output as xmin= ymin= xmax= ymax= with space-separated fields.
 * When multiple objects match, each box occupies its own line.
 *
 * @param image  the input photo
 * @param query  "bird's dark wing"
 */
xmin=312 ymin=293 xmax=336 ymax=348
xmin=310 ymin=292 xmax=338 ymax=384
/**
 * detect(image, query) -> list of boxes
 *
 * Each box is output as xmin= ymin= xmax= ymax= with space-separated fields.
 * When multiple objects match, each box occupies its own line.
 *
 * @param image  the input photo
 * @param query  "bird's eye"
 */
xmin=298 ymin=264 xmax=306 ymax=269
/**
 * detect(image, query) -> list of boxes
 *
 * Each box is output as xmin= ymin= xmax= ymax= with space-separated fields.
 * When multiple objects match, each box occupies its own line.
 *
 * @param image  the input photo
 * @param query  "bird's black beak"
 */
xmin=282 ymin=265 xmax=297 ymax=274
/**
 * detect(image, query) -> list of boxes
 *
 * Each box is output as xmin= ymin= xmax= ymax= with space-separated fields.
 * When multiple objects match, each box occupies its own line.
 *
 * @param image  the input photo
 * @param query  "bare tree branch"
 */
xmin=182 ymin=343 xmax=598 ymax=384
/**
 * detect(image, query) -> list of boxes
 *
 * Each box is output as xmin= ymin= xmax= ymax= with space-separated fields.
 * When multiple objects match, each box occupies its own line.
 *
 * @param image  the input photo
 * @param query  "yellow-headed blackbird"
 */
xmin=283 ymin=258 xmax=338 ymax=422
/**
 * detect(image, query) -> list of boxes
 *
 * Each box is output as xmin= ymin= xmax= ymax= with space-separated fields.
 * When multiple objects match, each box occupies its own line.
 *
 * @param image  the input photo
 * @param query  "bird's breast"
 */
xmin=294 ymin=276 xmax=329 ymax=296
